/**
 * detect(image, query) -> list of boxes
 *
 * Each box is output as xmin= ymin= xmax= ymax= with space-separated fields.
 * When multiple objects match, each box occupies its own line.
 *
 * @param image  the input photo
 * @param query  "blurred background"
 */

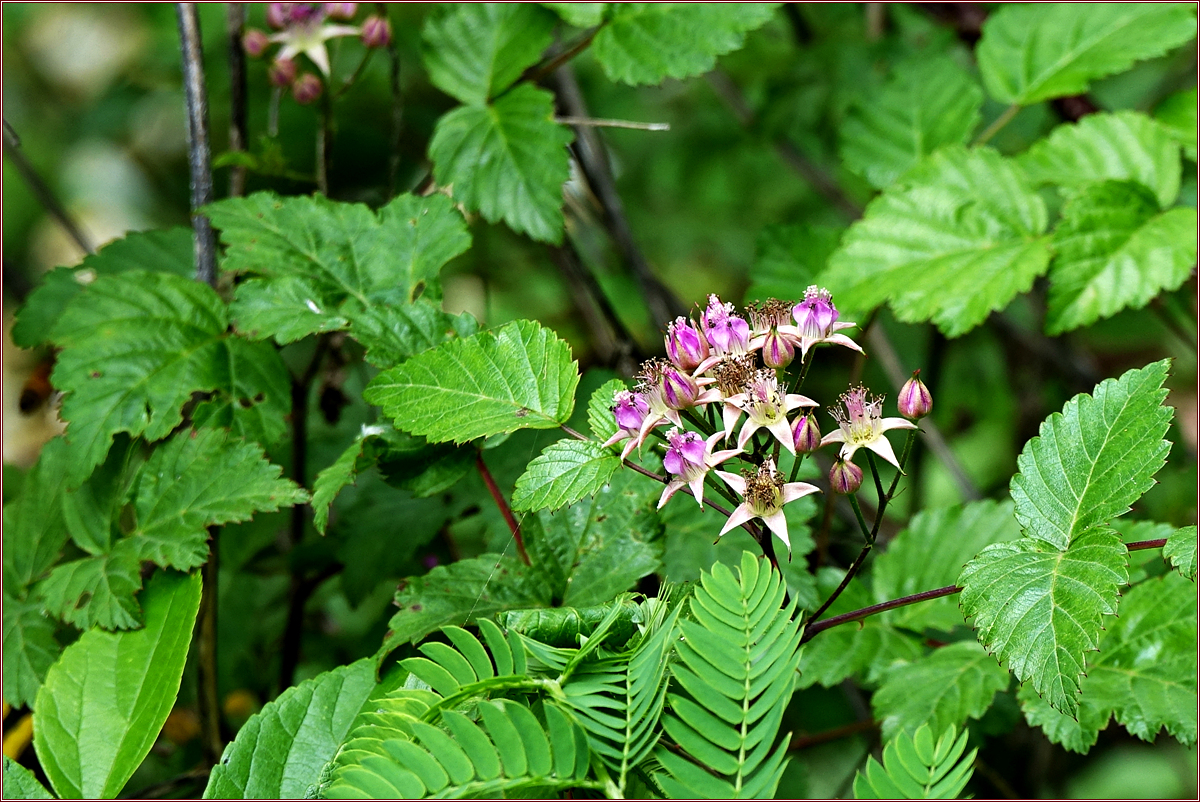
xmin=3 ymin=3 xmax=1196 ymax=797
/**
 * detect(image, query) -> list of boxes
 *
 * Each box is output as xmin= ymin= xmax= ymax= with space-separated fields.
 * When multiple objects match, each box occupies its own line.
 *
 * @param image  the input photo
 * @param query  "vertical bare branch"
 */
xmin=377 ymin=2 xmax=404 ymax=198
xmin=3 ymin=121 xmax=94 ymax=256
xmin=226 ymin=3 xmax=248 ymax=197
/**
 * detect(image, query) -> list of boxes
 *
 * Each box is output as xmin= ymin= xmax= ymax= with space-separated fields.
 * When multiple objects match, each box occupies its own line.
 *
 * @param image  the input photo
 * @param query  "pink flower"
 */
xmin=243 ymin=28 xmax=270 ymax=58
xmin=898 ymin=370 xmax=933 ymax=420
xmin=790 ymin=286 xmax=862 ymax=358
xmin=715 ymin=459 xmax=821 ymax=553
xmin=665 ymin=316 xmax=709 ymax=373
xmin=292 ymin=72 xmax=323 ymax=104
xmin=658 ymin=430 xmax=741 ymax=510
xmin=269 ymin=57 xmax=298 ymax=87
xmin=724 ymin=369 xmax=817 ymax=455
xmin=748 ymin=298 xmax=800 ymax=368
xmin=697 ymin=295 xmax=751 ymax=371
xmin=601 ymin=390 xmax=660 ymax=459
xmin=631 ymin=360 xmax=719 ymax=453
xmin=324 ymin=2 xmax=358 ymax=20
xmin=821 ymin=385 xmax=917 ymax=469
xmin=361 ymin=15 xmax=392 ymax=48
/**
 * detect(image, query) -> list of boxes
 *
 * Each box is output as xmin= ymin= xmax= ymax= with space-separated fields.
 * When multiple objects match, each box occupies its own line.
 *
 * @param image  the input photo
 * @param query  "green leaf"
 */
xmin=1018 ymin=111 xmax=1182 ymax=209
xmin=592 ymin=4 xmax=779 ymax=86
xmin=1045 ymin=181 xmax=1197 ymax=334
xmin=35 ymin=540 xmax=144 ymax=631
xmin=840 ymin=57 xmax=984 ymax=189
xmin=820 ymin=146 xmax=1050 ymax=337
xmin=33 ymin=571 xmax=201 ymax=799
xmin=1019 ymin=572 xmax=1197 ymax=752
xmin=203 ymin=659 xmax=378 ymax=799
xmin=853 ymin=724 xmax=975 ymax=799
xmin=12 ymin=227 xmax=193 ymax=348
xmin=656 ymin=553 xmax=800 ymax=799
xmin=542 ymin=2 xmax=606 ymax=27
xmin=366 ymin=319 xmax=580 ymax=445
xmin=586 ymin=378 xmax=626 ymax=444
xmin=1009 ymin=360 xmax=1172 ymax=551
xmin=1155 ymin=87 xmax=1197 ymax=161
xmin=511 ymin=440 xmax=620 ymax=512
xmin=745 ymin=224 xmax=843 ymax=303
xmin=959 ymin=528 xmax=1129 ymax=716
xmin=1164 ymin=525 xmax=1197 ymax=580
xmin=3 ymin=593 xmax=61 ymax=708
xmin=429 ymin=84 xmax=573 ymax=243
xmin=976 ymin=3 xmax=1198 ymax=105
xmin=4 ymin=755 xmax=55 ymax=800
xmin=378 ymin=554 xmax=553 ymax=661
xmin=3 ymin=437 xmax=72 ymax=592
xmin=872 ymin=500 xmax=1022 ymax=634
xmin=872 ymin=641 xmax=1010 ymax=742
xmin=422 ymin=4 xmax=556 ymax=105
xmin=48 ymin=271 xmax=290 ymax=483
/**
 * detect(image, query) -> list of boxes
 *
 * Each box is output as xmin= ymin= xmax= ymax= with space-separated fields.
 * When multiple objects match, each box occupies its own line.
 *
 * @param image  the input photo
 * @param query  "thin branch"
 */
xmin=378 ymin=2 xmax=403 ymax=198
xmin=548 ymin=240 xmax=641 ymax=375
xmin=2 ymin=121 xmax=94 ymax=256
xmin=226 ymin=3 xmax=248 ymax=197
xmin=554 ymin=116 xmax=670 ymax=131
xmin=277 ymin=562 xmax=343 ymax=695
xmin=519 ymin=26 xmax=604 ymax=90
xmin=789 ymin=718 xmax=877 ymax=751
xmin=176 ymin=1 xmax=221 ymax=766
xmin=477 ymin=451 xmax=530 ymax=565
xmin=972 ymin=103 xmax=1019 ymax=147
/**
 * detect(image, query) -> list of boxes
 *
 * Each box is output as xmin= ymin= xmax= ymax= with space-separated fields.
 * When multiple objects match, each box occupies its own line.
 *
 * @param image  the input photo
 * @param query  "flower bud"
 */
xmin=243 ymin=28 xmax=270 ymax=58
xmin=793 ymin=286 xmax=839 ymax=339
xmin=361 ymin=15 xmax=392 ymax=48
xmin=829 ymin=459 xmax=863 ymax=495
xmin=659 ymin=364 xmax=700 ymax=410
xmin=792 ymin=413 xmax=821 ymax=454
xmin=612 ymin=390 xmax=649 ymax=433
xmin=759 ymin=328 xmax=796 ymax=369
xmin=898 ymin=370 xmax=932 ymax=420
xmin=269 ymin=57 xmax=298 ymax=87
xmin=665 ymin=317 xmax=709 ymax=372
xmin=324 ymin=2 xmax=357 ymax=20
xmin=267 ymin=2 xmax=289 ymax=28
xmin=292 ymin=72 xmax=323 ymax=104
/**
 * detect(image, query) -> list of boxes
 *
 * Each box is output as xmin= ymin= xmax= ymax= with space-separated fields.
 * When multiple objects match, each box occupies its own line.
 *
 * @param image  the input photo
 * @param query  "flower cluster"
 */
xmin=242 ymin=3 xmax=391 ymax=104
xmin=605 ymin=287 xmax=931 ymax=555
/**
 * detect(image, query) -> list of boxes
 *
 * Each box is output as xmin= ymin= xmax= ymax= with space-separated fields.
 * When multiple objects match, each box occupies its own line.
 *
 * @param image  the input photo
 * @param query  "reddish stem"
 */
xmin=477 ymin=452 xmax=529 ymax=565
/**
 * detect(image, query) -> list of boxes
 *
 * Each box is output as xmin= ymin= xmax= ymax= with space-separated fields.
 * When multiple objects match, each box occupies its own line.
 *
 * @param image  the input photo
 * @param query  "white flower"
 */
xmin=821 ymin=385 xmax=917 ymax=468
xmin=725 ymin=369 xmax=817 ymax=455
xmin=715 ymin=459 xmax=821 ymax=553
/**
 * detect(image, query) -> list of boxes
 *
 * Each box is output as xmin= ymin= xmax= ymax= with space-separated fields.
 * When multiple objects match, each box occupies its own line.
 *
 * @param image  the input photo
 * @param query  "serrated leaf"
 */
xmin=512 ymin=440 xmax=620 ymax=512
xmin=820 ymin=146 xmax=1050 ymax=337
xmin=203 ymin=659 xmax=378 ymax=799
xmin=48 ymin=271 xmax=290 ymax=483
xmin=542 ymin=2 xmax=606 ymax=27
xmin=1019 ymin=572 xmax=1197 ymax=752
xmin=840 ymin=56 xmax=983 ymax=189
xmin=872 ymin=500 xmax=1022 ymax=634
xmin=592 ymin=3 xmax=779 ymax=86
xmin=1155 ymin=87 xmax=1197 ymax=160
xmin=1018 ymin=111 xmax=1182 ymax=209
xmin=429 ymin=84 xmax=573 ymax=243
xmin=1010 ymin=360 xmax=1172 ymax=551
xmin=3 ymin=593 xmax=61 ymax=708
xmin=745 ymin=224 xmax=843 ymax=303
xmin=377 ymin=554 xmax=553 ymax=661
xmin=587 ymin=378 xmax=626 ymax=444
xmin=365 ymin=319 xmax=580 ymax=445
xmin=976 ymin=3 xmax=1198 ymax=105
xmin=873 ymin=641 xmax=1010 ymax=742
xmin=958 ymin=528 xmax=1129 ymax=716
xmin=35 ymin=540 xmax=144 ymax=631
xmin=3 ymin=437 xmax=72 ymax=592
xmin=1164 ymin=525 xmax=1197 ymax=580
xmin=33 ymin=571 xmax=201 ymax=799
xmin=1046 ymin=181 xmax=1197 ymax=334
xmin=3 ymin=755 xmax=55 ymax=799
xmin=423 ymin=3 xmax=556 ymax=105
xmin=12 ymin=227 xmax=193 ymax=348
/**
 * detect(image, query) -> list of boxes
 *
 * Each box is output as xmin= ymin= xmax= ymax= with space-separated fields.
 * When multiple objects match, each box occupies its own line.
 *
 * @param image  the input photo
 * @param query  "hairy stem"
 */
xmin=477 ymin=451 xmax=529 ymax=565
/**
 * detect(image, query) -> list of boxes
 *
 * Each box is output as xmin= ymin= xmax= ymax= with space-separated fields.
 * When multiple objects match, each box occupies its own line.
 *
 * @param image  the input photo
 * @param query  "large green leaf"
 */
xmin=1009 ymin=360 xmax=1172 ymax=551
xmin=33 ymin=571 xmax=201 ymax=799
xmin=542 ymin=2 xmax=606 ymax=27
xmin=3 ymin=437 xmax=72 ymax=593
xmin=976 ymin=3 xmax=1198 ymax=105
xmin=745 ymin=224 xmax=842 ymax=303
xmin=1164 ymin=525 xmax=1197 ymax=580
xmin=872 ymin=641 xmax=1011 ymax=742
xmin=958 ymin=528 xmax=1129 ymax=716
xmin=1018 ymin=111 xmax=1182 ymax=209
xmin=422 ymin=3 xmax=556 ymax=105
xmin=853 ymin=724 xmax=975 ymax=800
xmin=47 ymin=271 xmax=289 ymax=483
xmin=820 ymin=146 xmax=1049 ymax=337
xmin=1155 ymin=87 xmax=1197 ymax=161
xmin=871 ymin=500 xmax=1022 ymax=634
xmin=428 ymin=84 xmax=573 ymax=243
xmin=3 ymin=755 xmax=55 ymax=799
xmin=365 ymin=319 xmax=579 ymax=445
xmin=12 ymin=227 xmax=193 ymax=348
xmin=840 ymin=57 xmax=983 ymax=189
xmin=591 ymin=4 xmax=779 ymax=86
xmin=1046 ymin=181 xmax=1197 ymax=334
xmin=203 ymin=659 xmax=378 ymax=799
xmin=1019 ymin=572 xmax=1197 ymax=752
xmin=3 ymin=593 xmax=61 ymax=708
xmin=586 ymin=378 xmax=625 ymax=444
xmin=511 ymin=439 xmax=621 ymax=513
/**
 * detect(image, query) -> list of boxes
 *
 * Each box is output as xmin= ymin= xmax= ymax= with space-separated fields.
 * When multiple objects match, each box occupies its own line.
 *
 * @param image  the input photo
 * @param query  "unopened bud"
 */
xmin=361 ymin=15 xmax=391 ymax=48
xmin=898 ymin=370 xmax=932 ymax=420
xmin=760 ymin=329 xmax=796 ymax=369
xmin=829 ymin=459 xmax=863 ymax=495
xmin=324 ymin=2 xmax=357 ymax=20
xmin=665 ymin=317 xmax=708 ymax=372
xmin=792 ymin=413 xmax=821 ymax=454
xmin=266 ymin=2 xmax=289 ymax=29
xmin=243 ymin=28 xmax=270 ymax=58
xmin=269 ymin=57 xmax=298 ymax=87
xmin=292 ymin=72 xmax=323 ymax=104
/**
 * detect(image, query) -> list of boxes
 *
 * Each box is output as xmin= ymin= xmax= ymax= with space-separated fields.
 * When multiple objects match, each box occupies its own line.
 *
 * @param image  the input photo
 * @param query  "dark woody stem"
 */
xmin=866 ymin=451 xmax=887 ymax=506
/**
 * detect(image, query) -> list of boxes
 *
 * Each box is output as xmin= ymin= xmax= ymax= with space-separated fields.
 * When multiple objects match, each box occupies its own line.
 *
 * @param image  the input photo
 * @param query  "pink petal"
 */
xmin=865 ymin=435 xmax=902 ymax=470
xmin=825 ymin=333 xmax=864 ymax=354
xmin=658 ymin=479 xmax=686 ymax=509
xmin=737 ymin=419 xmax=762 ymax=451
xmin=782 ymin=482 xmax=821 ymax=503
xmin=722 ymin=404 xmax=743 ymax=440
xmin=664 ymin=409 xmax=684 ymax=428
xmin=879 ymin=417 xmax=919 ymax=432
xmin=719 ymin=504 xmax=755 ymax=536
xmin=695 ymin=389 xmax=723 ymax=406
xmin=601 ymin=429 xmax=628 ymax=450
xmin=695 ymin=355 xmax=722 ymax=374
xmin=761 ymin=510 xmax=791 ymax=553
xmin=716 ymin=470 xmax=746 ymax=495
xmin=785 ymin=393 xmax=818 ymax=410
xmin=831 ymin=321 xmax=857 ymax=332
xmin=819 ymin=429 xmax=847 ymax=446
xmin=688 ymin=475 xmax=707 ymax=508
xmin=766 ymin=417 xmax=796 ymax=455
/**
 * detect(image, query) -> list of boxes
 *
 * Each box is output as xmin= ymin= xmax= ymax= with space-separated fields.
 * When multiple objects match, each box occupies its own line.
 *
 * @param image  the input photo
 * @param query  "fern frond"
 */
xmin=853 ymin=724 xmax=976 ymax=799
xmin=654 ymin=552 xmax=802 ymax=799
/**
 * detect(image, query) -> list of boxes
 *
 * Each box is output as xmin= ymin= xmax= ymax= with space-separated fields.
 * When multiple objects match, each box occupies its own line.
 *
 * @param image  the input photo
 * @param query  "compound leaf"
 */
xmin=1164 ymin=525 xmax=1197 ymax=580
xmin=853 ymin=724 xmax=975 ymax=799
xmin=511 ymin=439 xmax=620 ymax=513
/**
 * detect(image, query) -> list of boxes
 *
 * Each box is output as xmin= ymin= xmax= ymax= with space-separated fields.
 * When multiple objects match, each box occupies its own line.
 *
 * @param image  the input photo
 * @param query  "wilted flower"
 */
xmin=829 ymin=458 xmax=863 ymax=494
xmin=243 ymin=28 xmax=270 ymax=58
xmin=361 ymin=15 xmax=392 ymax=48
xmin=697 ymin=295 xmax=751 ymax=370
xmin=822 ymin=385 xmax=916 ymax=469
xmin=665 ymin=316 xmax=709 ymax=373
xmin=747 ymin=299 xmax=799 ymax=368
xmin=658 ymin=429 xmax=741 ymax=510
xmin=712 ymin=354 xmax=757 ymax=442
xmin=715 ymin=459 xmax=821 ymax=553
xmin=601 ymin=390 xmax=660 ymax=459
xmin=292 ymin=72 xmax=323 ymax=104
xmin=791 ymin=412 xmax=822 ymax=454
xmin=898 ymin=370 xmax=933 ymax=420
xmin=725 ymin=369 xmax=817 ymax=455
xmin=791 ymin=286 xmax=862 ymax=358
